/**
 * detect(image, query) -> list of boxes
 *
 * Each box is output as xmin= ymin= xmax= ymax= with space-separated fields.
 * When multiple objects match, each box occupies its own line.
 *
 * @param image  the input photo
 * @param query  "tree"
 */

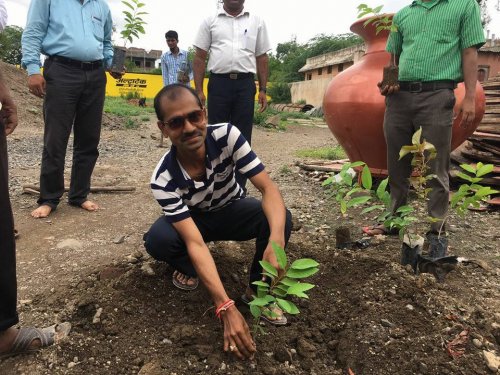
xmin=270 ymin=33 xmax=362 ymax=84
xmin=0 ymin=26 xmax=23 ymax=65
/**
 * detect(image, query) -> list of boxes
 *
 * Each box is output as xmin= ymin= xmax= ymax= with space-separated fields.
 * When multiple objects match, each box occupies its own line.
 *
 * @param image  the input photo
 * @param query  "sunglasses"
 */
xmin=161 ymin=109 xmax=205 ymax=130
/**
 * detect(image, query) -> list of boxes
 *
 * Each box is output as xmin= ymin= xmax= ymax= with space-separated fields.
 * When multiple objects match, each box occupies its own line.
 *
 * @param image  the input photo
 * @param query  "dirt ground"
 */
xmin=1 ymin=62 xmax=499 ymax=375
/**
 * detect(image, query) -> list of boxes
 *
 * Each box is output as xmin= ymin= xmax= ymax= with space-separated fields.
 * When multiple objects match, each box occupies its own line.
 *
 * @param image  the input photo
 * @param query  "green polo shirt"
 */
xmin=386 ymin=0 xmax=485 ymax=82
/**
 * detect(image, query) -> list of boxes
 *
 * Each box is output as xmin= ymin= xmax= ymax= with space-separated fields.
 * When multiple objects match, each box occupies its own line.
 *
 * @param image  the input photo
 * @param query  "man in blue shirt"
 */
xmin=161 ymin=30 xmax=192 ymax=87
xmin=21 ymin=0 xmax=121 ymax=218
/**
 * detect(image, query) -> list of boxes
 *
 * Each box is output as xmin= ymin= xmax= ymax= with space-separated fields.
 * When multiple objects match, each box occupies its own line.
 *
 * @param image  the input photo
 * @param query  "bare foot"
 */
xmin=81 ymin=200 xmax=99 ymax=212
xmin=31 ymin=205 xmax=52 ymax=218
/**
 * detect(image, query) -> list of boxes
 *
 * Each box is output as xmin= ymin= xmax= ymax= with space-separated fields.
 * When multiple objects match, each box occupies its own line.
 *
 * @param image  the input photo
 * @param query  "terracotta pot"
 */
xmin=323 ymin=15 xmax=485 ymax=175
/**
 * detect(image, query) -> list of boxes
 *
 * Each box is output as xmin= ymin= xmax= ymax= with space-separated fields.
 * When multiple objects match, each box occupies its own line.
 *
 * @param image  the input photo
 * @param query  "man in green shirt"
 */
xmin=365 ymin=0 xmax=485 ymax=258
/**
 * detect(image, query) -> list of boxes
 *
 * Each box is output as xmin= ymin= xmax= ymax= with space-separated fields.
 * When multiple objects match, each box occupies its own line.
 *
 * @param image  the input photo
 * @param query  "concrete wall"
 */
xmin=478 ymin=53 xmax=500 ymax=79
xmin=290 ymin=77 xmax=332 ymax=107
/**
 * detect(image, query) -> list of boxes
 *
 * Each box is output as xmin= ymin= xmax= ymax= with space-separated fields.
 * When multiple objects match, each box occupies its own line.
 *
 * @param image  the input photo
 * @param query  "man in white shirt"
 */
xmin=193 ymin=0 xmax=271 ymax=189
xmin=0 ymin=0 xmax=70 ymax=358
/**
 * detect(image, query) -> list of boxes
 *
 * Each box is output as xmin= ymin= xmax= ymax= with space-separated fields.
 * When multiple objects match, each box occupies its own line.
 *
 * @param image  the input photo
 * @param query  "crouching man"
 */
xmin=143 ymin=84 xmax=292 ymax=359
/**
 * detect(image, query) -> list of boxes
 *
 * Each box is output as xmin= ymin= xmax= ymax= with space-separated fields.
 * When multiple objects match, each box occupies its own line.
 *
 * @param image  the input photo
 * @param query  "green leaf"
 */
xmin=290 ymin=259 xmax=319 ymax=270
xmin=476 ymin=163 xmax=494 ymax=177
xmin=287 ymin=283 xmax=315 ymax=297
xmin=361 ymin=205 xmax=385 ymax=214
xmin=252 ymin=281 xmax=270 ymax=288
xmin=459 ymin=163 xmax=476 ymax=174
xmin=259 ymin=260 xmax=278 ymax=278
xmin=249 ymin=304 xmax=262 ymax=319
xmin=399 ymin=145 xmax=417 ymax=160
xmin=286 ymin=267 xmax=319 ymax=279
xmin=412 ymin=127 xmax=423 ymax=145
xmin=376 ymin=178 xmax=389 ymax=198
xmin=276 ymin=299 xmax=300 ymax=314
xmin=346 ymin=196 xmax=371 ymax=208
xmin=349 ymin=161 xmax=365 ymax=168
xmin=456 ymin=172 xmax=474 ymax=183
xmin=361 ymin=165 xmax=372 ymax=190
xmin=122 ymin=0 xmax=135 ymax=11
xmin=340 ymin=200 xmax=347 ymax=214
xmin=395 ymin=205 xmax=413 ymax=214
xmin=272 ymin=242 xmax=287 ymax=269
xmin=279 ymin=277 xmax=297 ymax=287
xmin=273 ymin=288 xmax=288 ymax=298
xmin=249 ymin=297 xmax=269 ymax=307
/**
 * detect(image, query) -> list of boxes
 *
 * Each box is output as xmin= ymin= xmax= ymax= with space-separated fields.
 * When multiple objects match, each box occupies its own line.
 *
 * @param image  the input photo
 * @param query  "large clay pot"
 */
xmin=323 ymin=15 xmax=485 ymax=175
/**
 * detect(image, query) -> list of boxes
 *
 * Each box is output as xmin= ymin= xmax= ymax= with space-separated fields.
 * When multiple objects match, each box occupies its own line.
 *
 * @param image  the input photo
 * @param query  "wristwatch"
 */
xmin=259 ymin=87 xmax=267 ymax=93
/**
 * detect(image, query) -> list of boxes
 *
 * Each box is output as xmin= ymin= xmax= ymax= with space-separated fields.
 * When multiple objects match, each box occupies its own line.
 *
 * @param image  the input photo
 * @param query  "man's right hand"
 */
xmin=221 ymin=307 xmax=256 ymax=360
xmin=0 ymin=90 xmax=18 ymax=136
xmin=28 ymin=74 xmax=46 ymax=98
xmin=377 ymin=81 xmax=399 ymax=96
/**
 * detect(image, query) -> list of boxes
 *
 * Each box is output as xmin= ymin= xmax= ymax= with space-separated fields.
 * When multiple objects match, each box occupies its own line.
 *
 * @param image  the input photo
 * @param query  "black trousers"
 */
xmin=143 ymin=197 xmax=292 ymax=292
xmin=38 ymin=60 xmax=106 ymax=209
xmin=0 ymin=119 xmax=19 ymax=331
xmin=207 ymin=75 xmax=256 ymax=189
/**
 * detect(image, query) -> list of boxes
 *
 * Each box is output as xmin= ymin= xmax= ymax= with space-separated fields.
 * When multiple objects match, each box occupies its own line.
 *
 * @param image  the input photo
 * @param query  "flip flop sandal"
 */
xmin=172 ymin=273 xmax=199 ymax=291
xmin=241 ymin=294 xmax=288 ymax=326
xmin=0 ymin=322 xmax=71 ymax=360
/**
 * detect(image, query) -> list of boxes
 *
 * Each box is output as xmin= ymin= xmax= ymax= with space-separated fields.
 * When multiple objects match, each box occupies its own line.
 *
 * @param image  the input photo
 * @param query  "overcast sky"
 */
xmin=4 ymin=0 xmax=500 ymax=53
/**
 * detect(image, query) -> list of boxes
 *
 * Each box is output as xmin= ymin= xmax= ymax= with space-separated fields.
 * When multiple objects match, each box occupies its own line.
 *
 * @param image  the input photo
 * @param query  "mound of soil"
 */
xmin=1 ymin=62 xmax=499 ymax=374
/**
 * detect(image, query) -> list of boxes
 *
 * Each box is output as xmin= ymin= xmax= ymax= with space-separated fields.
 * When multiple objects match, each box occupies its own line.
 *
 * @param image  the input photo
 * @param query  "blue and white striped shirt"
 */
xmin=160 ymin=49 xmax=192 ymax=86
xmin=151 ymin=123 xmax=264 ymax=222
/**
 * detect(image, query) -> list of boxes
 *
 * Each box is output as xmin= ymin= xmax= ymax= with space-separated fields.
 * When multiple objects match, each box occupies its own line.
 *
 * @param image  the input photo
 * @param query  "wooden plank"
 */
xmin=484 ymin=108 xmax=500 ymax=114
xmin=484 ymin=90 xmax=500 ymax=96
xmin=477 ymin=125 xmax=500 ymax=134
xmin=461 ymin=148 xmax=500 ymax=164
xmin=470 ymin=140 xmax=500 ymax=156
xmin=470 ymin=131 xmax=500 ymax=141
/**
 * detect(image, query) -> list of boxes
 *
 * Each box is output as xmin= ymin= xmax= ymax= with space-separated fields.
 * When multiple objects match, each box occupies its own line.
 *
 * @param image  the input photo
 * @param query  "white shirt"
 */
xmin=0 ymin=0 xmax=7 ymax=32
xmin=193 ymin=7 xmax=271 ymax=74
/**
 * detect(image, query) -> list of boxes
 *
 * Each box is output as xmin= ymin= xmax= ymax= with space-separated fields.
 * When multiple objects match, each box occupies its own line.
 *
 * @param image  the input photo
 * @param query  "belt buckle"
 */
xmin=409 ymin=81 xmax=422 ymax=93
xmin=81 ymin=61 xmax=92 ymax=70
xmin=229 ymin=73 xmax=238 ymax=79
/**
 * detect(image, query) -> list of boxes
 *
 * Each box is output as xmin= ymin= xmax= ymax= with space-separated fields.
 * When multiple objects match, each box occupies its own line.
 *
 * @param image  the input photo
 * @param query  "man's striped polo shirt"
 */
xmin=150 ymin=123 xmax=265 ymax=223
xmin=386 ymin=0 xmax=485 ymax=82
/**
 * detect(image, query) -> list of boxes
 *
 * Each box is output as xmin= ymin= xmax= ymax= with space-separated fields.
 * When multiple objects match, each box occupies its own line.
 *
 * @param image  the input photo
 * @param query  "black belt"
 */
xmin=398 ymin=80 xmax=456 ymax=93
xmin=210 ymin=72 xmax=254 ymax=80
xmin=48 ymin=55 xmax=103 ymax=71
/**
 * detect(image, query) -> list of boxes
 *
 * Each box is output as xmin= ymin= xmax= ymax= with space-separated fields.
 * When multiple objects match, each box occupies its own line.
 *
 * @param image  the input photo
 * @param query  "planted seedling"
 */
xmin=247 ymin=242 xmax=319 ymax=336
xmin=357 ymin=4 xmax=399 ymax=89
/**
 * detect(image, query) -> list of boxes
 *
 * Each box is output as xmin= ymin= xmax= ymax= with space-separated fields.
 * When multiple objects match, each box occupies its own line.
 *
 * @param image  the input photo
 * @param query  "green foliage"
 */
xmin=296 ymin=146 xmax=347 ymax=161
xmin=270 ymin=34 xmax=361 ymax=84
xmin=248 ymin=243 xmax=319 ymax=335
xmin=268 ymin=82 xmax=291 ymax=103
xmin=122 ymin=90 xmax=141 ymax=100
xmin=451 ymin=163 xmax=498 ymax=217
xmin=104 ymin=96 xmax=154 ymax=117
xmin=124 ymin=118 xmax=139 ymax=129
xmin=0 ymin=26 xmax=23 ymax=65
xmin=120 ymin=0 xmax=147 ymax=46
xmin=324 ymin=127 xmax=498 ymax=242
xmin=357 ymin=4 xmax=397 ymax=34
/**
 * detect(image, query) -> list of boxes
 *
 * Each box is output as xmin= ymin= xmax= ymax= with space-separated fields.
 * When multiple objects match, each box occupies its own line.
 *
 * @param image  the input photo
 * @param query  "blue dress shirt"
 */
xmin=161 ymin=49 xmax=193 ymax=86
xmin=21 ymin=0 xmax=113 ymax=76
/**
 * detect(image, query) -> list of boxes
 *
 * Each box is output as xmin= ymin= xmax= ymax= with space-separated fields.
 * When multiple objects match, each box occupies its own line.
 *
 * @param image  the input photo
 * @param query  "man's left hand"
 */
xmin=258 ymin=91 xmax=268 ymax=113
xmin=459 ymin=96 xmax=475 ymax=128
xmin=108 ymin=68 xmax=125 ymax=80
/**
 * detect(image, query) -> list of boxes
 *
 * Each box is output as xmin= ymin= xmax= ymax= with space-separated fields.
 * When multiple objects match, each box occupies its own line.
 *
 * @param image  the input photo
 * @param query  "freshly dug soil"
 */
xmin=1 ymin=62 xmax=499 ymax=375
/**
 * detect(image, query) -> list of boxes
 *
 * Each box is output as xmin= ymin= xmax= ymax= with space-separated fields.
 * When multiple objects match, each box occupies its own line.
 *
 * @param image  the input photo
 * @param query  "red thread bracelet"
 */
xmin=216 ymin=299 xmax=235 ymax=319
